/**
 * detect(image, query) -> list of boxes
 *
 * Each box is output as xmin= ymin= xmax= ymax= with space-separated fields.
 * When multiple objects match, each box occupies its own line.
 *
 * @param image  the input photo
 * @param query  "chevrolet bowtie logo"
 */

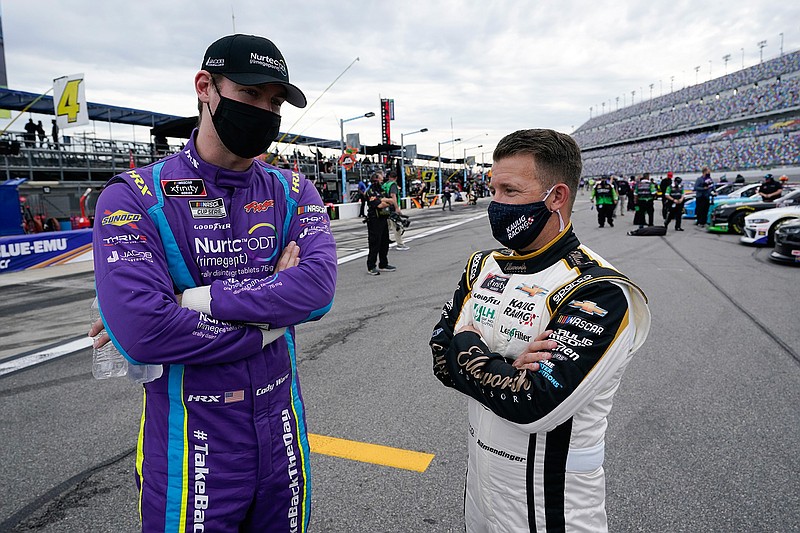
xmin=568 ymin=300 xmax=608 ymax=316
xmin=516 ymin=284 xmax=548 ymax=297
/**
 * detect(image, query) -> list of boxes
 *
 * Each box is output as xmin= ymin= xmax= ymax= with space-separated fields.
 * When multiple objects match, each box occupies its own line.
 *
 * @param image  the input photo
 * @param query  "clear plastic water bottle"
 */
xmin=90 ymin=297 xmax=128 ymax=379
xmin=127 ymin=360 xmax=163 ymax=383
xmin=90 ymin=298 xmax=163 ymax=383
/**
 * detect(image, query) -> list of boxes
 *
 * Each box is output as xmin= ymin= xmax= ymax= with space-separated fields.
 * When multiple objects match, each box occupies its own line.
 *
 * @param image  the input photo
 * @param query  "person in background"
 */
xmin=615 ymin=175 xmax=630 ymax=216
xmin=693 ymin=166 xmax=715 ymax=227
xmin=627 ymin=175 xmax=636 ymax=212
xmin=357 ymin=176 xmax=370 ymax=217
xmin=89 ymin=33 xmax=337 ymax=532
xmin=36 ymin=121 xmax=47 ymax=147
xmin=51 ymin=119 xmax=60 ymax=149
xmin=660 ymin=172 xmax=674 ymax=220
xmin=430 ymin=128 xmax=650 ymax=532
xmin=24 ymin=118 xmax=37 ymax=147
xmin=591 ymin=175 xmax=618 ymax=228
xmin=384 ymin=170 xmax=409 ymax=250
xmin=365 ymin=170 xmax=397 ymax=275
xmin=441 ymin=181 xmax=453 ymax=211
xmin=633 ymin=173 xmax=656 ymax=229
xmin=757 ymin=173 xmax=782 ymax=202
xmin=663 ymin=176 xmax=685 ymax=231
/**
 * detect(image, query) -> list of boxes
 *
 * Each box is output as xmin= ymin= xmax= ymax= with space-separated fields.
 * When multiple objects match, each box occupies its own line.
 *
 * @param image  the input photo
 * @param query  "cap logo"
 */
xmin=250 ymin=52 xmax=287 ymax=76
xmin=206 ymin=57 xmax=224 ymax=67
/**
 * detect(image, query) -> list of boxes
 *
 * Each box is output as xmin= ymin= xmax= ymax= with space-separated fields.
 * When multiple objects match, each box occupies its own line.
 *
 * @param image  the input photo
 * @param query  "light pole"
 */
xmin=438 ymin=138 xmax=460 ymax=196
xmin=339 ymin=112 xmax=375 ymax=203
xmin=463 ymin=145 xmax=483 ymax=186
xmin=400 ymin=127 xmax=428 ymax=199
xmin=723 ymin=54 xmax=731 ymax=75
xmin=758 ymin=40 xmax=767 ymax=63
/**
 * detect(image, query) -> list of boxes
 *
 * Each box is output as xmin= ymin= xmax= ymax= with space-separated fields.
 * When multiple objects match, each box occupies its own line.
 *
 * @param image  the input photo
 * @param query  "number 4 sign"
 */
xmin=53 ymin=73 xmax=89 ymax=129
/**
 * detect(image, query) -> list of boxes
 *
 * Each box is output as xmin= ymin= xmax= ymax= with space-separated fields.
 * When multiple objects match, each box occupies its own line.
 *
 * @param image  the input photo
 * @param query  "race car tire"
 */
xmin=729 ymin=210 xmax=751 ymax=234
xmin=768 ymin=218 xmax=796 ymax=247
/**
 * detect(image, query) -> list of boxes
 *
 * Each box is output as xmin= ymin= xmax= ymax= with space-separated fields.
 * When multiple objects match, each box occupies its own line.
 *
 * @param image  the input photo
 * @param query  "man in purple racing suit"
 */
xmin=91 ymin=34 xmax=336 ymax=532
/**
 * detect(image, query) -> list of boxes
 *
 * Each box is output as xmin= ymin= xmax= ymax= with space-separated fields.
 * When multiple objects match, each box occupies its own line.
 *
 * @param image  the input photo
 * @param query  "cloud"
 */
xmin=2 ymin=0 xmax=798 ymax=157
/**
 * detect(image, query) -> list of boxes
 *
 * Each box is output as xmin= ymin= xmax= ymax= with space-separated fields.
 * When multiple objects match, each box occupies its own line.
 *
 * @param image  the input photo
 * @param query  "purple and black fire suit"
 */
xmin=93 ymin=131 xmax=337 ymax=532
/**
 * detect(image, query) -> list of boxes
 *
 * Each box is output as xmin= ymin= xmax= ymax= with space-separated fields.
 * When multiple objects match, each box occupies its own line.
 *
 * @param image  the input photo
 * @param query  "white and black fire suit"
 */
xmin=430 ymin=225 xmax=650 ymax=532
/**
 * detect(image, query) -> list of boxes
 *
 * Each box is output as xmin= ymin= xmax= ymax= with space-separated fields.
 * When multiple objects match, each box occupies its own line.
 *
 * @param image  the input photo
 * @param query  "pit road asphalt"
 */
xmin=1 ymin=196 xmax=797 ymax=532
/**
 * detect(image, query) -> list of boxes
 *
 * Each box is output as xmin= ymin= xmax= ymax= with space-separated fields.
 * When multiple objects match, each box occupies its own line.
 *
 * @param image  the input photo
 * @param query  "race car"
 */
xmin=683 ymin=183 xmax=760 ymax=221
xmin=769 ymin=218 xmax=800 ymax=265
xmin=708 ymin=189 xmax=800 ymax=234
xmin=740 ymin=205 xmax=800 ymax=246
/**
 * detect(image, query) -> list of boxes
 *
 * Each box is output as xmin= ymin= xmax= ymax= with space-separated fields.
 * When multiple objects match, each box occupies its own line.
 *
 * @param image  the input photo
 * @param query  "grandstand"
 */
xmin=574 ymin=50 xmax=800 ymax=178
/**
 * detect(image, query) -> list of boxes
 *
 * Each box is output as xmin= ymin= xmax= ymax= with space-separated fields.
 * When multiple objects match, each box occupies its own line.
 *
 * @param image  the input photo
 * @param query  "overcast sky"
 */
xmin=2 ymin=0 xmax=798 ymax=160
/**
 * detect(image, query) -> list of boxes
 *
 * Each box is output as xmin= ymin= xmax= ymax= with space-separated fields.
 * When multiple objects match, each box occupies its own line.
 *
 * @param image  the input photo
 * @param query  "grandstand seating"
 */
xmin=575 ymin=50 xmax=800 ymax=177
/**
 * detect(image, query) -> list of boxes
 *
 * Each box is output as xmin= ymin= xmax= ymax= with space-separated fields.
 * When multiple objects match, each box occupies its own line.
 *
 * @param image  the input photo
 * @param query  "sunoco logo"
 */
xmin=102 ymin=210 xmax=142 ymax=227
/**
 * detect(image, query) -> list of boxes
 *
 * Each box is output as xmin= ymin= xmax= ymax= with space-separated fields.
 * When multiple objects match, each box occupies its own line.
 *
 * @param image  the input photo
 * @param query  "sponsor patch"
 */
xmin=106 ymin=249 xmax=153 ymax=263
xmin=468 ymin=252 xmax=484 ymax=283
xmin=244 ymin=199 xmax=275 ymax=213
xmin=551 ymin=274 xmax=593 ymax=304
xmin=473 ymin=303 xmax=496 ymax=327
xmin=101 ymin=210 xmax=141 ymax=227
xmin=499 ymin=325 xmax=531 ymax=343
xmin=298 ymin=225 xmax=331 ymax=239
xmin=162 ymin=179 xmax=207 ymax=197
xmin=128 ymin=170 xmax=153 ymax=197
xmin=297 ymin=204 xmax=326 ymax=215
xmin=480 ymin=273 xmax=510 ymax=294
xmin=556 ymin=315 xmax=605 ymax=334
xmin=568 ymin=299 xmax=608 ymax=316
xmin=551 ymin=328 xmax=594 ymax=347
xmin=516 ymin=283 xmax=548 ymax=298
xmin=298 ymin=214 xmax=328 ymax=225
xmin=102 ymin=234 xmax=147 ymax=246
xmin=189 ymin=198 xmax=227 ymax=219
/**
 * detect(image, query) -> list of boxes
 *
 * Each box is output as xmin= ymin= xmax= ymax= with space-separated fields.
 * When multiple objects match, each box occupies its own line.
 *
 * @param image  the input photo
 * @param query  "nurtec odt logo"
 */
xmin=250 ymin=52 xmax=287 ymax=75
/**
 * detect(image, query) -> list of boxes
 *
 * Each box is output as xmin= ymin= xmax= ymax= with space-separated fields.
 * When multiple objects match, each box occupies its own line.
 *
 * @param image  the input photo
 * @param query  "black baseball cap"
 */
xmin=202 ymin=34 xmax=307 ymax=108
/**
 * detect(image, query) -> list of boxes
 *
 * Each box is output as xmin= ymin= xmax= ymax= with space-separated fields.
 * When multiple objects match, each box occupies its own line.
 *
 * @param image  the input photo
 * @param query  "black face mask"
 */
xmin=487 ymin=187 xmax=564 ymax=250
xmin=208 ymin=82 xmax=281 ymax=159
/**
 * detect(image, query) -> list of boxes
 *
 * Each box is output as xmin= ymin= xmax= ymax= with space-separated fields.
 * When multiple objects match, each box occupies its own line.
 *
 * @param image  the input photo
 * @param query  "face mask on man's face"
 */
xmin=487 ymin=186 xmax=565 ymax=250
xmin=208 ymin=79 xmax=281 ymax=159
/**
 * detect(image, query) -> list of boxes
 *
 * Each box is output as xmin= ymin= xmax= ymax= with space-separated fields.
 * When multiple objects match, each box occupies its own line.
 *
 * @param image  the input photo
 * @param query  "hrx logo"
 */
xmin=187 ymin=395 xmax=221 ymax=403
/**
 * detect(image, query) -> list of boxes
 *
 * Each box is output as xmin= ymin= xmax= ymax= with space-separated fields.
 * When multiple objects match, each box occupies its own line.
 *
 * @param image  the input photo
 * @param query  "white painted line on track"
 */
xmin=3 ymin=213 xmax=488 ymax=376
xmin=0 ymin=336 xmax=93 ymax=377
xmin=337 ymin=212 xmax=488 ymax=265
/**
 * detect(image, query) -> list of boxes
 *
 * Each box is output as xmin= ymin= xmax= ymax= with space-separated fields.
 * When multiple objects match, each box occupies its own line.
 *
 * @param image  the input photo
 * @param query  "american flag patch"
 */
xmin=224 ymin=390 xmax=245 ymax=403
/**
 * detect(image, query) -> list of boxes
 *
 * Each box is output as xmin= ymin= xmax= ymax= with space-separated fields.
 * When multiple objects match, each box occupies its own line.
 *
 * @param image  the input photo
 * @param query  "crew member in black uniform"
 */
xmin=591 ymin=176 xmax=618 ymax=228
xmin=757 ymin=173 xmax=783 ymax=202
xmin=663 ymin=176 xmax=685 ymax=231
xmin=365 ymin=171 xmax=397 ymax=275
xmin=633 ymin=173 xmax=656 ymax=228
xmin=660 ymin=172 xmax=674 ymax=220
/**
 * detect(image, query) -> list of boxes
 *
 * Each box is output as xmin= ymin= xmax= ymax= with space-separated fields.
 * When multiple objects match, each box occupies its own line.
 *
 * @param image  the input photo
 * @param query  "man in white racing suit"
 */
xmin=430 ymin=129 xmax=650 ymax=532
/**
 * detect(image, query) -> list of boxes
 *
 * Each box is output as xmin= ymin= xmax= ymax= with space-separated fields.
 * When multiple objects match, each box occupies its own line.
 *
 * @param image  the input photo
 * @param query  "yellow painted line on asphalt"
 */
xmin=309 ymin=434 xmax=434 ymax=473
